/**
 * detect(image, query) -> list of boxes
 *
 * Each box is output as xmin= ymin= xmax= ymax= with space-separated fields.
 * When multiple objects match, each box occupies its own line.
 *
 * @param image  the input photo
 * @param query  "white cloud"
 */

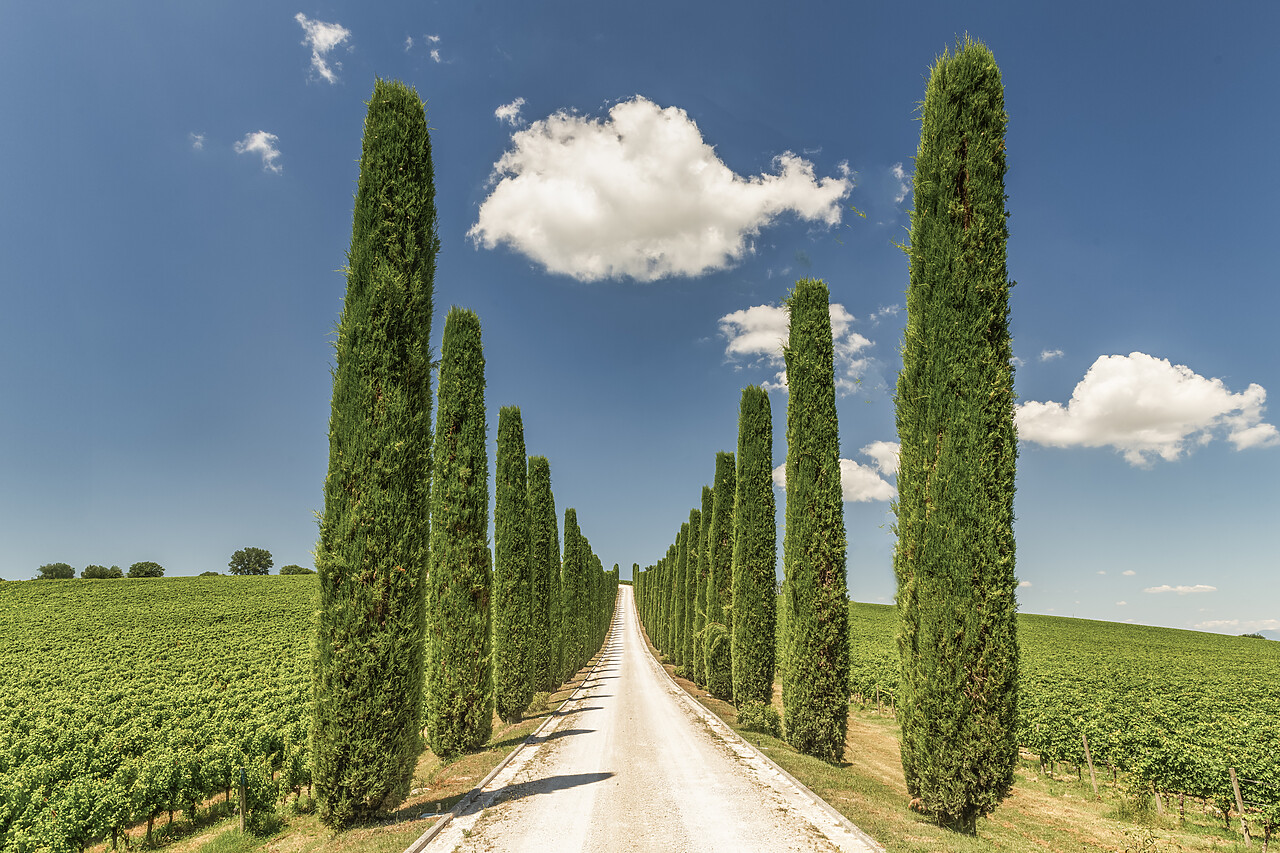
xmin=404 ymin=36 xmax=413 ymax=51
xmin=469 ymin=96 xmax=852 ymax=281
xmin=189 ymin=132 xmax=205 ymax=151
xmin=860 ymin=440 xmax=900 ymax=476
xmin=294 ymin=13 xmax=350 ymax=84
xmin=771 ymin=445 xmax=896 ymax=503
xmin=1018 ymin=580 xmax=1032 ymax=589
xmin=1117 ymin=601 xmax=1127 ymax=606
xmin=1144 ymin=584 xmax=1217 ymax=595
xmin=718 ymin=302 xmax=872 ymax=395
xmin=234 ymin=131 xmax=283 ymax=174
xmin=1097 ymin=570 xmax=1106 ymax=575
xmin=1040 ymin=348 xmax=1064 ymax=362
xmin=494 ymin=97 xmax=526 ymax=126
xmin=1195 ymin=618 xmax=1280 ymax=633
xmin=1122 ymin=570 xmax=1136 ymax=576
xmin=890 ymin=162 xmax=911 ymax=203
xmin=1016 ymin=352 xmax=1280 ymax=465
xmin=869 ymin=304 xmax=901 ymax=325
xmin=426 ymin=34 xmax=440 ymax=43
xmin=430 ymin=48 xmax=441 ymax=63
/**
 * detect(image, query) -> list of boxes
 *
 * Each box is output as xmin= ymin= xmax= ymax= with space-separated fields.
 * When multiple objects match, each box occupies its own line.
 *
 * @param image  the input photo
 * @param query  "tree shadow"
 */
xmin=459 ymin=771 xmax=615 ymax=816
xmin=526 ymin=727 xmax=594 ymax=745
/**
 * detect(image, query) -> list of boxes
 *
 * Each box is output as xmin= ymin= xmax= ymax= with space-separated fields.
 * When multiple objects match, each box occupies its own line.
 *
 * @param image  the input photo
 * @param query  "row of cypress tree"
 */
xmin=635 ymin=279 xmax=848 ymax=759
xmin=310 ymin=79 xmax=618 ymax=830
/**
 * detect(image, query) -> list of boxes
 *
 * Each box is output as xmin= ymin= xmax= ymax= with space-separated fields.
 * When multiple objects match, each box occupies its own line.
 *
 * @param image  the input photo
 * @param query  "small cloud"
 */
xmin=234 ymin=131 xmax=283 ymax=174
xmin=1097 ymin=570 xmax=1106 ymax=575
xmin=860 ymin=440 xmax=899 ymax=476
xmin=494 ymin=97 xmax=526 ymax=126
xmin=1117 ymin=601 xmax=1127 ymax=606
xmin=189 ymin=132 xmax=205 ymax=151
xmin=430 ymin=48 xmax=441 ymax=63
xmin=404 ymin=35 xmax=413 ymax=51
xmin=1122 ymin=569 xmax=1136 ymax=576
xmin=1017 ymin=352 xmax=1280 ymax=465
xmin=1040 ymin=348 xmax=1064 ymax=362
xmin=470 ymin=96 xmax=852 ymax=281
xmin=295 ymin=13 xmax=351 ymax=84
xmin=869 ymin=304 xmax=901 ymax=325
xmin=1144 ymin=584 xmax=1217 ymax=595
xmin=1018 ymin=580 xmax=1032 ymax=589
xmin=890 ymin=162 xmax=912 ymax=203
xmin=426 ymin=34 xmax=440 ymax=43
xmin=1195 ymin=618 xmax=1280 ymax=633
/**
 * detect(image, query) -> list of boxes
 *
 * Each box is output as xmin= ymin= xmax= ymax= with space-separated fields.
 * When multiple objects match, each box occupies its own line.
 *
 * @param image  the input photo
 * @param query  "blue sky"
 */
xmin=2 ymin=2 xmax=1277 ymax=636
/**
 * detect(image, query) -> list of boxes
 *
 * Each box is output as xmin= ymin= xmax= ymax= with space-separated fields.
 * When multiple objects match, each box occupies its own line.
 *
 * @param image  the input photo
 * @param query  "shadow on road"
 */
xmin=462 ymin=772 xmax=615 ymax=815
xmin=526 ymin=727 xmax=595 ymax=745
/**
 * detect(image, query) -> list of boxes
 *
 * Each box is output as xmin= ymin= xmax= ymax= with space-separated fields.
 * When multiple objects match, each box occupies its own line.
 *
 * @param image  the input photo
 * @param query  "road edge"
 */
xmin=634 ymin=605 xmax=886 ymax=852
xmin=402 ymin=607 xmax=624 ymax=853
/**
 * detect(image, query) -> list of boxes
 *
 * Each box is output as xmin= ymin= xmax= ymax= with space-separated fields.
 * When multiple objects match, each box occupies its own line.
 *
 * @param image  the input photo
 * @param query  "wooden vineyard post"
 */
xmin=1082 ymin=732 xmax=1098 ymax=797
xmin=239 ymin=766 xmax=247 ymax=833
xmin=1230 ymin=767 xmax=1251 ymax=846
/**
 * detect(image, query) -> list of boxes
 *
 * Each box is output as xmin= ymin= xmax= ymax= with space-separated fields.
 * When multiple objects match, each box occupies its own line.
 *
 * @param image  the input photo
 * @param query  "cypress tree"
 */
xmin=561 ymin=508 xmax=588 ymax=675
xmin=493 ymin=407 xmax=533 ymax=722
xmin=673 ymin=523 xmax=689 ymax=669
xmin=426 ymin=307 xmax=491 ymax=757
xmin=706 ymin=451 xmax=736 ymax=700
xmin=692 ymin=486 xmax=713 ymax=687
xmin=663 ymin=543 xmax=677 ymax=657
xmin=683 ymin=510 xmax=700 ymax=672
xmin=312 ymin=78 xmax=437 ymax=829
xmin=732 ymin=385 xmax=777 ymax=707
xmin=781 ymin=278 xmax=849 ymax=762
xmin=528 ymin=456 xmax=560 ymax=692
xmin=894 ymin=37 xmax=1019 ymax=833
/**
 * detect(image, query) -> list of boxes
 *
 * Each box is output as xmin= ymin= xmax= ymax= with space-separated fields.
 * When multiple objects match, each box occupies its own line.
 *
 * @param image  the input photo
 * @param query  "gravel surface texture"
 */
xmin=421 ymin=586 xmax=882 ymax=852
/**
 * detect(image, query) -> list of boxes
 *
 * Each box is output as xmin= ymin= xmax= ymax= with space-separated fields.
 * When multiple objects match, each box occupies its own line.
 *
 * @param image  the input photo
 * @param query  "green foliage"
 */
xmin=732 ymin=385 xmax=777 ymax=707
xmin=127 ymin=561 xmax=165 ymax=578
xmin=561 ymin=508 xmax=590 ymax=676
xmin=279 ymin=565 xmax=315 ymax=575
xmin=705 ymin=622 xmax=733 ymax=700
xmin=737 ymin=700 xmax=782 ymax=739
xmin=894 ymin=37 xmax=1019 ymax=833
xmin=673 ymin=523 xmax=689 ymax=668
xmin=0 ymin=576 xmax=315 ymax=852
xmin=780 ymin=278 xmax=849 ymax=763
xmin=36 ymin=563 xmax=75 ymax=580
xmin=706 ymin=451 xmax=736 ymax=698
xmin=693 ymin=486 xmax=713 ymax=687
xmin=493 ymin=406 xmax=533 ymax=723
xmin=684 ymin=510 xmax=701 ymax=671
xmin=312 ymin=78 xmax=437 ymax=828
xmin=426 ymin=306 xmax=491 ymax=758
xmin=81 ymin=564 xmax=124 ymax=579
xmin=527 ymin=456 xmax=561 ymax=692
xmin=228 ymin=547 xmax=273 ymax=576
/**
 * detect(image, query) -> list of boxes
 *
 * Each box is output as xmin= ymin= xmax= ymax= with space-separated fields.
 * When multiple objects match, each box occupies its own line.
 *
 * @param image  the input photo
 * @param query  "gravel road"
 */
xmin=423 ymin=586 xmax=881 ymax=853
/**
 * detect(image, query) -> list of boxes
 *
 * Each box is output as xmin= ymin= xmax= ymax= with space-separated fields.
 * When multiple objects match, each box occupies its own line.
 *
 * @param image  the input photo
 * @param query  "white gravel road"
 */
xmin=422 ymin=586 xmax=882 ymax=853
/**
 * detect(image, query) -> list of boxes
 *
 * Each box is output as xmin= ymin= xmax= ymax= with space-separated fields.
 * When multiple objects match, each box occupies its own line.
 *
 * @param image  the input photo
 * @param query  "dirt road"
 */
xmin=423 ymin=586 xmax=881 ymax=852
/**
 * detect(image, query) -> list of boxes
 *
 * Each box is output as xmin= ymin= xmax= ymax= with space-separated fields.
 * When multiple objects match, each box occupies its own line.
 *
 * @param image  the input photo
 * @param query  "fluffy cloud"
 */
xmin=718 ymin=302 xmax=871 ymax=395
xmin=1122 ymin=570 xmax=1136 ymax=576
xmin=494 ymin=97 xmax=525 ymax=126
xmin=1195 ymin=618 xmax=1280 ymax=633
xmin=295 ymin=13 xmax=350 ymax=84
xmin=860 ymin=440 xmax=899 ymax=476
xmin=189 ymin=132 xmax=205 ymax=151
xmin=890 ymin=162 xmax=911 ymax=204
xmin=771 ymin=441 xmax=896 ymax=503
xmin=1040 ymin=348 xmax=1064 ymax=362
xmin=1016 ymin=352 xmax=1280 ymax=465
xmin=233 ymin=131 xmax=282 ymax=174
xmin=1018 ymin=580 xmax=1032 ymax=588
xmin=469 ymin=96 xmax=852 ymax=281
xmin=1144 ymin=584 xmax=1217 ymax=595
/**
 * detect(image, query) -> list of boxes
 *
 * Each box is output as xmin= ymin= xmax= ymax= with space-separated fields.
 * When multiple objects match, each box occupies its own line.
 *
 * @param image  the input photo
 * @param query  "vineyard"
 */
xmin=848 ymin=602 xmax=1280 ymax=842
xmin=0 ymin=576 xmax=318 ymax=852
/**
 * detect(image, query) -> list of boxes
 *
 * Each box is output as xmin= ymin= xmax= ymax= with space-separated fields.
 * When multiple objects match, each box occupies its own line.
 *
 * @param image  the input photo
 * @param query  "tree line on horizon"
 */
xmin=28 ymin=547 xmax=312 ymax=579
xmin=310 ymin=78 xmax=617 ymax=830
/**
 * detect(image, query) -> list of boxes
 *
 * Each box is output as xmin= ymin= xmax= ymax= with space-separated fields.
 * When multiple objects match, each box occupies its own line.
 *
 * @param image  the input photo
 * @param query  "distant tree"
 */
xmin=732 ymin=386 xmax=777 ymax=707
xmin=561 ymin=508 xmax=589 ymax=675
xmin=692 ymin=486 xmax=713 ymax=687
xmin=527 ymin=456 xmax=561 ymax=691
xmin=37 ymin=563 xmax=75 ymax=580
xmin=82 ymin=564 xmax=124 ymax=579
xmin=311 ymin=78 xmax=438 ymax=828
xmin=426 ymin=307 xmax=491 ymax=758
xmin=1241 ymin=632 xmax=1266 ymax=640
xmin=127 ymin=562 xmax=165 ymax=578
xmin=672 ymin=523 xmax=689 ymax=671
xmin=494 ymin=406 xmax=534 ymax=723
xmin=229 ymin=547 xmax=273 ymax=576
xmin=279 ymin=565 xmax=315 ymax=575
xmin=781 ymin=278 xmax=849 ymax=762
xmin=894 ymin=38 xmax=1019 ymax=834
xmin=199 ymin=571 xmax=222 ymax=577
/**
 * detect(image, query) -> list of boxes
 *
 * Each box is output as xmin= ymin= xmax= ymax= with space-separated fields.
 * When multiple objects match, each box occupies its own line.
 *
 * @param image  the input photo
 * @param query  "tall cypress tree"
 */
xmin=732 ymin=385 xmax=777 ymax=707
xmin=673 ymin=523 xmax=689 ymax=670
xmin=781 ymin=278 xmax=849 ymax=762
xmin=493 ymin=407 xmax=533 ymax=722
xmin=683 ymin=509 xmax=701 ymax=672
xmin=706 ymin=451 xmax=736 ymax=700
xmin=561 ymin=508 xmax=588 ymax=675
xmin=312 ymin=78 xmax=437 ymax=829
xmin=426 ymin=307 xmax=491 ymax=757
xmin=527 ymin=456 xmax=560 ymax=692
xmin=693 ymin=486 xmax=713 ymax=687
xmin=895 ymin=37 xmax=1019 ymax=834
